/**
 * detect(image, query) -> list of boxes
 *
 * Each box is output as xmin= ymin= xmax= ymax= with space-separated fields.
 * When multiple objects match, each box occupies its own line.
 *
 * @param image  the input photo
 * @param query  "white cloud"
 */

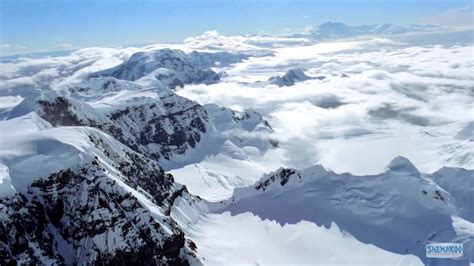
xmin=176 ymin=37 xmax=474 ymax=173
xmin=0 ymin=47 xmax=138 ymax=91
xmin=183 ymin=30 xmax=310 ymax=54
xmin=302 ymin=25 xmax=314 ymax=33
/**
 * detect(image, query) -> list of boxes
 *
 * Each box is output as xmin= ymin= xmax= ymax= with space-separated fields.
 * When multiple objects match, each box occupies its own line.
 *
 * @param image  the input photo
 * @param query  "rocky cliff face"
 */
xmin=36 ymin=93 xmax=209 ymax=163
xmin=32 ymin=79 xmax=274 ymax=169
xmin=0 ymin=125 xmax=203 ymax=265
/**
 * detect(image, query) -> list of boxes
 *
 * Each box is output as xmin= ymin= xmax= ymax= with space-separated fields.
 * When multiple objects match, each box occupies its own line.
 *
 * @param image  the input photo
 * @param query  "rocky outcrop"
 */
xmin=0 ymin=127 xmax=202 ymax=265
xmin=267 ymin=68 xmax=325 ymax=87
xmin=33 ymin=83 xmax=274 ymax=169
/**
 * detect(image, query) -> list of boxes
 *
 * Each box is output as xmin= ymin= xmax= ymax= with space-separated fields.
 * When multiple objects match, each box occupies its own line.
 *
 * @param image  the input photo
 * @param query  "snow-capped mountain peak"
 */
xmin=385 ymin=156 xmax=421 ymax=176
xmin=215 ymin=157 xmax=472 ymax=264
xmin=0 ymin=114 xmax=205 ymax=264
xmin=264 ymin=68 xmax=325 ymax=87
xmin=92 ymin=48 xmax=250 ymax=90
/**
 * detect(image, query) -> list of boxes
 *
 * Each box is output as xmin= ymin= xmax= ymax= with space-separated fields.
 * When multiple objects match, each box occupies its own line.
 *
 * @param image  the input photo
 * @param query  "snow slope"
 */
xmin=0 ymin=114 xmax=205 ymax=264
xmin=189 ymin=212 xmax=423 ymax=265
xmin=213 ymin=157 xmax=473 ymax=265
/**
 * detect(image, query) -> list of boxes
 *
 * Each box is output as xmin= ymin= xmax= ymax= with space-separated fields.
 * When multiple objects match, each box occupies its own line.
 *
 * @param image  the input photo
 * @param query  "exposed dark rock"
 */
xmin=0 ymin=159 xmax=199 ymax=264
xmin=255 ymin=169 xmax=300 ymax=191
xmin=36 ymin=93 xmax=210 ymax=163
xmin=35 ymin=91 xmax=275 ymax=168
xmin=267 ymin=68 xmax=325 ymax=87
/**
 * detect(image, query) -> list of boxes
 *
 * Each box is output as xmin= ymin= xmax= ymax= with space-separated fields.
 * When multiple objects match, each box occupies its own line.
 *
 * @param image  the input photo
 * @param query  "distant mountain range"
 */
xmin=293 ymin=21 xmax=442 ymax=40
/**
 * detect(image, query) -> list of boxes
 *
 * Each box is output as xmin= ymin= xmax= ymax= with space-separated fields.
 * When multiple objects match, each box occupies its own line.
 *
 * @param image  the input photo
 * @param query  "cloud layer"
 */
xmin=176 ymin=34 xmax=473 ymax=174
xmin=1 ymin=30 xmax=472 ymax=176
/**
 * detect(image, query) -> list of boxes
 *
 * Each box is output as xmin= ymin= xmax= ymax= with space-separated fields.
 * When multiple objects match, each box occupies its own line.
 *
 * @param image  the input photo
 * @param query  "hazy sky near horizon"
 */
xmin=0 ymin=0 xmax=472 ymax=55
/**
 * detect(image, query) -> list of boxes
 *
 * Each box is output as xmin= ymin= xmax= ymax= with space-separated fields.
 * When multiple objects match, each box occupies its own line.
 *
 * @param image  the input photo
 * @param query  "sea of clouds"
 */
xmin=176 ymin=31 xmax=473 ymax=174
xmin=0 ymin=29 xmax=472 ymax=176
xmin=0 ymin=27 xmax=472 ymax=265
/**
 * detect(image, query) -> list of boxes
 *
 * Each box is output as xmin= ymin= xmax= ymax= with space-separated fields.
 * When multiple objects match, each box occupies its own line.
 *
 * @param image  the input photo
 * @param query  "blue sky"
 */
xmin=0 ymin=0 xmax=472 ymax=55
